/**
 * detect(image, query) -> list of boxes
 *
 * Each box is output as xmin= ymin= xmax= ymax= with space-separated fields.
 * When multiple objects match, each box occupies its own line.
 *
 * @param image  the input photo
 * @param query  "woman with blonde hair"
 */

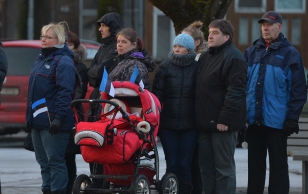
xmin=26 ymin=23 xmax=76 ymax=194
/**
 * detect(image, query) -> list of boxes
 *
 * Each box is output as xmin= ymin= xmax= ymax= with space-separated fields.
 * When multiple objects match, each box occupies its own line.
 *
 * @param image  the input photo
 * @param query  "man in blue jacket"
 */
xmin=245 ymin=11 xmax=307 ymax=194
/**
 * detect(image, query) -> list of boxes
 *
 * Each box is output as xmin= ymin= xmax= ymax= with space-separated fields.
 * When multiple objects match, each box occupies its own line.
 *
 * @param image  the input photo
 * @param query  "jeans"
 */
xmin=159 ymin=129 xmax=198 ymax=183
xmin=32 ymin=129 xmax=70 ymax=192
xmin=247 ymin=124 xmax=289 ymax=194
xmin=199 ymin=130 xmax=238 ymax=194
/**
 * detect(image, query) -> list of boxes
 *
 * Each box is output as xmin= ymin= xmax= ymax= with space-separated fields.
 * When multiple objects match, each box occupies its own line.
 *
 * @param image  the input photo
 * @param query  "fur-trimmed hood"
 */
xmin=73 ymin=44 xmax=87 ymax=64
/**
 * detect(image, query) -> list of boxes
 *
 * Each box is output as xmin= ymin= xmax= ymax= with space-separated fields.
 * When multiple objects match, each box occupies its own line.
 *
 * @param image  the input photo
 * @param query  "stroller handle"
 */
xmin=70 ymin=99 xmax=127 ymax=116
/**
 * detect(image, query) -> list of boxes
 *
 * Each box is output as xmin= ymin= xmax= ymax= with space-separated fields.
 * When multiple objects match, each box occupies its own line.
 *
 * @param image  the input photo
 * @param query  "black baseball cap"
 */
xmin=258 ymin=11 xmax=282 ymax=24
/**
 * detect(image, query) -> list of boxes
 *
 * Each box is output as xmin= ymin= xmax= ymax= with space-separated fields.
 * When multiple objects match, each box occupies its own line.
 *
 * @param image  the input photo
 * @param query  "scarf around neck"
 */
xmin=168 ymin=51 xmax=196 ymax=67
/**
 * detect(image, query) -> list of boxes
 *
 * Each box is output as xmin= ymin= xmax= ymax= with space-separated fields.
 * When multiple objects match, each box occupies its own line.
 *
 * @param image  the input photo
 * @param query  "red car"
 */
xmin=0 ymin=40 xmax=99 ymax=135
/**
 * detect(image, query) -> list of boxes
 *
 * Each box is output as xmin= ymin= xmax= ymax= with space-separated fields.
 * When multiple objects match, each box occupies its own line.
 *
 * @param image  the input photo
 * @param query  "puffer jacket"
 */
xmin=245 ymin=33 xmax=307 ymax=129
xmin=26 ymin=45 xmax=76 ymax=131
xmin=152 ymin=51 xmax=197 ymax=131
xmin=109 ymin=49 xmax=156 ymax=90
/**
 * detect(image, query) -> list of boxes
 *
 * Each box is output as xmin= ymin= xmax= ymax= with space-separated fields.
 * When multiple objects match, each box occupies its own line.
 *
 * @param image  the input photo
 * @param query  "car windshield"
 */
xmin=3 ymin=47 xmax=40 ymax=76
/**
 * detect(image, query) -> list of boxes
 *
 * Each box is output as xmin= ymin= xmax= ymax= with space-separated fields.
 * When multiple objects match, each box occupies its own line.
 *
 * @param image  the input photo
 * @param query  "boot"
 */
xmin=42 ymin=189 xmax=52 ymax=194
xmin=179 ymin=182 xmax=193 ymax=194
xmin=66 ymin=177 xmax=75 ymax=194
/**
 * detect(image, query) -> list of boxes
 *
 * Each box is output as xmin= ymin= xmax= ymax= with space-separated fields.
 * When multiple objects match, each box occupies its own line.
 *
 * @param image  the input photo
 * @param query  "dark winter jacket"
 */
xmin=152 ymin=51 xmax=197 ymax=131
xmin=245 ymin=33 xmax=307 ymax=129
xmin=109 ymin=49 xmax=156 ymax=90
xmin=26 ymin=44 xmax=76 ymax=131
xmin=195 ymin=41 xmax=247 ymax=132
xmin=87 ymin=12 xmax=123 ymax=88
xmin=0 ymin=43 xmax=8 ymax=92
xmin=73 ymin=44 xmax=88 ymax=100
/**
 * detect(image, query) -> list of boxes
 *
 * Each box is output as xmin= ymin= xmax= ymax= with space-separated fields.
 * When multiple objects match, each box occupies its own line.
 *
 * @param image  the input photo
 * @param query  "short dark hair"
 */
xmin=209 ymin=19 xmax=234 ymax=42
xmin=66 ymin=31 xmax=80 ymax=49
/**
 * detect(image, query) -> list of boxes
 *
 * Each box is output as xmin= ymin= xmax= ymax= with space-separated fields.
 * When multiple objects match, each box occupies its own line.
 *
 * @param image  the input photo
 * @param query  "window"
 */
xmin=238 ymin=18 xmax=249 ymax=45
xmin=275 ymin=0 xmax=306 ymax=13
xmin=78 ymin=0 xmax=97 ymax=40
xmin=252 ymin=18 xmax=261 ymax=42
xmin=291 ymin=18 xmax=301 ymax=45
xmin=152 ymin=7 xmax=175 ymax=61
xmin=235 ymin=0 xmax=266 ymax=13
xmin=281 ymin=18 xmax=288 ymax=39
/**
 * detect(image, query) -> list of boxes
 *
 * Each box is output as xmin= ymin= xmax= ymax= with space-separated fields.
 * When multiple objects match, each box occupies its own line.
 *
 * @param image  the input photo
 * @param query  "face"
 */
xmin=40 ymin=29 xmax=58 ymax=48
xmin=117 ymin=35 xmax=136 ymax=55
xmin=173 ymin=45 xmax=189 ymax=55
xmin=261 ymin=22 xmax=282 ymax=43
xmin=67 ymin=42 xmax=74 ymax=50
xmin=99 ymin=23 xmax=111 ymax=38
xmin=208 ymin=27 xmax=229 ymax=47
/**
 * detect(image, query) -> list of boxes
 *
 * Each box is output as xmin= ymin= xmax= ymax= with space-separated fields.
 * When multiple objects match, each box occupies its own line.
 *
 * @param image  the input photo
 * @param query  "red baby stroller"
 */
xmin=70 ymin=81 xmax=179 ymax=194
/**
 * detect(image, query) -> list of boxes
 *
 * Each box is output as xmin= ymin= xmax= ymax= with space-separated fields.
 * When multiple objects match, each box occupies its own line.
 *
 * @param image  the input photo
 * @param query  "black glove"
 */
xmin=283 ymin=119 xmax=299 ymax=136
xmin=49 ymin=118 xmax=62 ymax=135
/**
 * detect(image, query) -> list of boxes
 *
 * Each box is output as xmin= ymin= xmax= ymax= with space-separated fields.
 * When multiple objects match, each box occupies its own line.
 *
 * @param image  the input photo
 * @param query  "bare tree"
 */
xmin=147 ymin=0 xmax=232 ymax=36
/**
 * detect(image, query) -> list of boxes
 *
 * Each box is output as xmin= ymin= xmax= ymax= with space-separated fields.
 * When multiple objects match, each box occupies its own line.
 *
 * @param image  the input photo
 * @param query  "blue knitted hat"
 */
xmin=173 ymin=34 xmax=194 ymax=52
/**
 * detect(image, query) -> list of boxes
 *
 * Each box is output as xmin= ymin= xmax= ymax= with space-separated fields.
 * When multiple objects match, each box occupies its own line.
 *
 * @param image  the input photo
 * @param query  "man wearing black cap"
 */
xmin=86 ymin=12 xmax=123 ymax=188
xmin=245 ymin=11 xmax=307 ymax=194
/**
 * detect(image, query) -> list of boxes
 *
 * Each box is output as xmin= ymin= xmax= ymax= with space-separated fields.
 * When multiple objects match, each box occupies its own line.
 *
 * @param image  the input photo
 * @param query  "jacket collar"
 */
xmin=208 ymin=40 xmax=231 ymax=54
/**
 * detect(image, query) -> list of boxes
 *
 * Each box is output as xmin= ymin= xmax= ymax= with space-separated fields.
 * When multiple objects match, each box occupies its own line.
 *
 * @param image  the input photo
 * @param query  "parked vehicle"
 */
xmin=0 ymin=40 xmax=99 ymax=135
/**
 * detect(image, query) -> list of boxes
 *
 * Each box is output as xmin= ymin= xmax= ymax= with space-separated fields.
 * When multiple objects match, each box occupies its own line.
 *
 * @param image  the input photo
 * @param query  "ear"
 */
xmin=133 ymin=42 xmax=137 ymax=48
xmin=225 ymin=35 xmax=230 ymax=41
xmin=278 ymin=23 xmax=283 ymax=32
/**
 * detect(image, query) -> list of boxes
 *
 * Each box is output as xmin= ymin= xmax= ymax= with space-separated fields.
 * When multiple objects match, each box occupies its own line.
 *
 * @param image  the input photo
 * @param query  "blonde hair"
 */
xmin=41 ymin=23 xmax=66 ymax=44
xmin=182 ymin=21 xmax=208 ymax=54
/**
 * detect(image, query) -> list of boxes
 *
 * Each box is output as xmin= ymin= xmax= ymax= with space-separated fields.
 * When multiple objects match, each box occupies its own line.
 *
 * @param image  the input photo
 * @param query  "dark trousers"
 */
xmin=199 ymin=130 xmax=238 ymax=194
xmin=65 ymin=154 xmax=76 ymax=194
xmin=159 ymin=129 xmax=198 ymax=183
xmin=191 ymin=142 xmax=203 ymax=194
xmin=247 ymin=124 xmax=289 ymax=194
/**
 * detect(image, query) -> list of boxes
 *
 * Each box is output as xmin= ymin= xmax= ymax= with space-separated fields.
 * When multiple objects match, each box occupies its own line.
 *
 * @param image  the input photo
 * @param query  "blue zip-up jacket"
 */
xmin=26 ymin=44 xmax=76 ymax=131
xmin=245 ymin=33 xmax=307 ymax=129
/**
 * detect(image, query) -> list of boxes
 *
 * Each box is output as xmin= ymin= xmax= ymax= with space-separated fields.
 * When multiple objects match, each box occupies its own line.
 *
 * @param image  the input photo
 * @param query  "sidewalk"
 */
xmin=0 ymin=143 xmax=303 ymax=194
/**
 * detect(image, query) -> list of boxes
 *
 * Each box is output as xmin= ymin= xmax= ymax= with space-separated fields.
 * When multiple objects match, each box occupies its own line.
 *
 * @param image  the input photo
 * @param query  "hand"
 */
xmin=283 ymin=119 xmax=299 ymax=136
xmin=217 ymin=124 xmax=228 ymax=131
xmin=49 ymin=118 xmax=62 ymax=135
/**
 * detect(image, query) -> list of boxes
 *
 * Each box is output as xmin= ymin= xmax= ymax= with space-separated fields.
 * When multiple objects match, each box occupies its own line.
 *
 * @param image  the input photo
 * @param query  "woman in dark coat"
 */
xmin=152 ymin=33 xmax=198 ymax=194
xmin=26 ymin=23 xmax=76 ymax=194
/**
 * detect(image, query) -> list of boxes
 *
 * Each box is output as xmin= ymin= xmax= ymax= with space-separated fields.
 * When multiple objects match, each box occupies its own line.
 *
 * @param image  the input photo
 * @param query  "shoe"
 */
xmin=42 ymin=189 xmax=52 ymax=194
xmin=51 ymin=190 xmax=66 ymax=194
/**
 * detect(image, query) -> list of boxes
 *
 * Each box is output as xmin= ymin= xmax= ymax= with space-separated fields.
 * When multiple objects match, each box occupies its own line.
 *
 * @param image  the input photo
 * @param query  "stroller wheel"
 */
xmin=73 ymin=174 xmax=92 ymax=194
xmin=159 ymin=173 xmax=178 ymax=194
xmin=130 ymin=174 xmax=151 ymax=194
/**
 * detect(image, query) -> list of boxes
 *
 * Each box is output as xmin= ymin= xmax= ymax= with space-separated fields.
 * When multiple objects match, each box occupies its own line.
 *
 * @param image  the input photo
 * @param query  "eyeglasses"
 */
xmin=40 ymin=35 xmax=57 ymax=40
